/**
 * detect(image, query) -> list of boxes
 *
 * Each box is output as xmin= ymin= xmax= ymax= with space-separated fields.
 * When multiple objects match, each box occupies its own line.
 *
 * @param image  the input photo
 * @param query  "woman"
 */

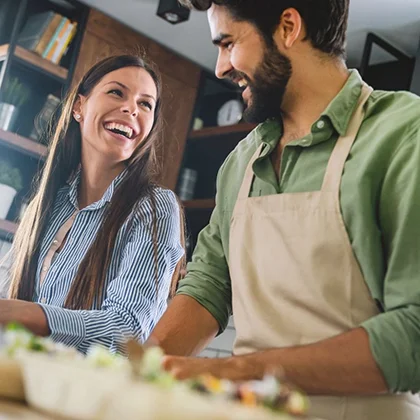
xmin=0 ymin=55 xmax=185 ymax=354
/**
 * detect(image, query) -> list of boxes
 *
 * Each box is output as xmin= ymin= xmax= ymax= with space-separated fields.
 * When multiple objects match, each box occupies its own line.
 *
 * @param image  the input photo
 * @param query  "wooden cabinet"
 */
xmin=73 ymin=9 xmax=200 ymax=189
xmin=177 ymin=71 xmax=255 ymax=259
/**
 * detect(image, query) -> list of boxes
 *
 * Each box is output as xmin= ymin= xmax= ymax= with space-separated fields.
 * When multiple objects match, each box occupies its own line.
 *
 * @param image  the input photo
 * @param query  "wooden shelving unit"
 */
xmin=0 ymin=219 xmax=18 ymax=239
xmin=189 ymin=123 xmax=256 ymax=139
xmin=0 ymin=129 xmax=47 ymax=159
xmin=0 ymin=44 xmax=68 ymax=81
xmin=182 ymin=199 xmax=215 ymax=210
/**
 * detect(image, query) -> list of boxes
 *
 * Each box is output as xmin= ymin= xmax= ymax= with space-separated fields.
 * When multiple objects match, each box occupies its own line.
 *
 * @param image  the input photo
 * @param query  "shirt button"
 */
xmin=316 ymin=120 xmax=325 ymax=129
xmin=53 ymin=239 xmax=58 ymax=245
xmin=40 ymin=297 xmax=46 ymax=303
xmin=42 ymin=266 xmax=48 ymax=272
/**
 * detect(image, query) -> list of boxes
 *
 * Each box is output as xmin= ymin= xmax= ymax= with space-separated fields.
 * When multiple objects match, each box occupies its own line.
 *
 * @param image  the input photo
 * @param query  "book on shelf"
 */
xmin=50 ymin=21 xmax=77 ymax=64
xmin=16 ymin=12 xmax=77 ymax=65
xmin=34 ymin=14 xmax=62 ymax=56
xmin=17 ymin=11 xmax=57 ymax=51
xmin=43 ymin=17 xmax=77 ymax=65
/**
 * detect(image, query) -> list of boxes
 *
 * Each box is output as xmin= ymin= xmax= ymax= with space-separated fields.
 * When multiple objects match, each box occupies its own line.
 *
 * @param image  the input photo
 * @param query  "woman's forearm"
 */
xmin=0 ymin=299 xmax=50 ymax=336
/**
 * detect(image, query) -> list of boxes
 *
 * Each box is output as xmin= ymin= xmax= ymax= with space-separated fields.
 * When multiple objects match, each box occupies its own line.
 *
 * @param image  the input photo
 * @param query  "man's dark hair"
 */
xmin=179 ymin=0 xmax=349 ymax=58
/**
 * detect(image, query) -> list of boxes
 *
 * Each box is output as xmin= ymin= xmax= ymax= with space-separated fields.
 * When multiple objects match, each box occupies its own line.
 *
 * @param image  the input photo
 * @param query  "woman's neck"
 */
xmin=77 ymin=157 xmax=125 ymax=209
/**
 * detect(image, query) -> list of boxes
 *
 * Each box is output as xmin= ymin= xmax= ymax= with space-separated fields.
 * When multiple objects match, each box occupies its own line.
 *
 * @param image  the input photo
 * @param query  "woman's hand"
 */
xmin=0 ymin=299 xmax=50 ymax=336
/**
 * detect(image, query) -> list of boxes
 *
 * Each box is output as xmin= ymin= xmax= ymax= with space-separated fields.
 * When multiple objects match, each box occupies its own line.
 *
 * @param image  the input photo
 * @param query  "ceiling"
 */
xmin=80 ymin=0 xmax=420 ymax=71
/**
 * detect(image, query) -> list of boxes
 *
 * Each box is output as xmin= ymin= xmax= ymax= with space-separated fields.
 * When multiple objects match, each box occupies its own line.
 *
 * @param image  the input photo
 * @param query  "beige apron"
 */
xmin=229 ymin=84 xmax=420 ymax=420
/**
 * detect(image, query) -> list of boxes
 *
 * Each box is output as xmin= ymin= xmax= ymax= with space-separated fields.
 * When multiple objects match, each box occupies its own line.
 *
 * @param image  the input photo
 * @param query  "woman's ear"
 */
xmin=72 ymin=94 xmax=85 ymax=122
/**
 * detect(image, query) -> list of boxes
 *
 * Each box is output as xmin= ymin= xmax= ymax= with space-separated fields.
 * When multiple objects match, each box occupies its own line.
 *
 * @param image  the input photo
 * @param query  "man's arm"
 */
xmin=164 ymin=120 xmax=420 ymax=394
xmin=247 ymin=327 xmax=388 ymax=394
xmin=163 ymin=327 xmax=388 ymax=395
xmin=149 ymin=161 xmax=233 ymax=355
xmin=359 ymin=122 xmax=420 ymax=393
xmin=148 ymin=295 xmax=219 ymax=355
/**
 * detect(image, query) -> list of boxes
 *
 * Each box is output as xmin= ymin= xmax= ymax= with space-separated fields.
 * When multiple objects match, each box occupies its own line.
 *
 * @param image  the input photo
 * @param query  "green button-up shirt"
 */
xmin=177 ymin=70 xmax=420 ymax=392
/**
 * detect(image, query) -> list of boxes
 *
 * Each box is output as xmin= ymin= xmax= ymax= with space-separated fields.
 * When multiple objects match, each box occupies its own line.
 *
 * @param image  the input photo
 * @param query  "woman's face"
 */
xmin=74 ymin=66 xmax=158 ymax=164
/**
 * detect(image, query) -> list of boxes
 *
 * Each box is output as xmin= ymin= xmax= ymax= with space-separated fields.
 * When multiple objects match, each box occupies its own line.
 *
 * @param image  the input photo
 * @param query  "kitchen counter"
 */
xmin=0 ymin=400 xmax=53 ymax=419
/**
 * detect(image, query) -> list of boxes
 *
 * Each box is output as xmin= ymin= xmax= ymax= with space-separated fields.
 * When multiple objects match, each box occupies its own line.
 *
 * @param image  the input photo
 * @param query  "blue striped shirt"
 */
xmin=36 ymin=169 xmax=184 ymax=353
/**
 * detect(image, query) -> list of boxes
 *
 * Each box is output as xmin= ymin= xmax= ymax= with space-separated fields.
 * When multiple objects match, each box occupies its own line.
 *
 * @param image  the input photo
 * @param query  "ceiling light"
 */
xmin=157 ymin=0 xmax=190 ymax=24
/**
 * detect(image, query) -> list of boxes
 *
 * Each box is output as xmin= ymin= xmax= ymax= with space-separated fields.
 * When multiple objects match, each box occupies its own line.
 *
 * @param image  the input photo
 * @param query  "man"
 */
xmin=149 ymin=1 xmax=420 ymax=419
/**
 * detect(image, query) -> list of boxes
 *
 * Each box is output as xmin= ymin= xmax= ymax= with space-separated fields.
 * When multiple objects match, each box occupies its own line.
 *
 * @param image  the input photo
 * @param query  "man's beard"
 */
xmin=242 ymin=45 xmax=292 ymax=124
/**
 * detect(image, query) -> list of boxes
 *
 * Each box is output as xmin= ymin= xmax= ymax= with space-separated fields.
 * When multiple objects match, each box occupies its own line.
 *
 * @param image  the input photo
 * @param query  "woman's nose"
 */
xmin=122 ymin=101 xmax=138 ymax=117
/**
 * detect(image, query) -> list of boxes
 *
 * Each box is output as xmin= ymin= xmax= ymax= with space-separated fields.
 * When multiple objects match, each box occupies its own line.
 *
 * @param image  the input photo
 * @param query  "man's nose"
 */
xmin=215 ymin=50 xmax=233 ymax=79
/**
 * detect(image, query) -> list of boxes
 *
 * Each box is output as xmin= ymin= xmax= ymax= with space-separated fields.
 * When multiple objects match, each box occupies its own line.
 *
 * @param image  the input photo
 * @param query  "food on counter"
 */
xmin=88 ymin=344 xmax=308 ymax=416
xmin=1 ymin=324 xmax=309 ymax=418
xmin=2 ymin=322 xmax=79 ymax=358
xmin=190 ymin=373 xmax=308 ymax=416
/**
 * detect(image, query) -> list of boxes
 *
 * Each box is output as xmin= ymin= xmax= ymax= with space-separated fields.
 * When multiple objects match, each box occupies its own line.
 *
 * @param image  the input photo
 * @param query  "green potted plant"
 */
xmin=0 ymin=159 xmax=23 ymax=219
xmin=0 ymin=76 xmax=30 ymax=131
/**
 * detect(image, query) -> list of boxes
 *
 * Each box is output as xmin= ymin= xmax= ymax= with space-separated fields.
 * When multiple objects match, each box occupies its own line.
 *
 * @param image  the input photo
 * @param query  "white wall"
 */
xmin=0 ymin=240 xmax=11 ymax=299
xmin=200 ymin=317 xmax=236 ymax=358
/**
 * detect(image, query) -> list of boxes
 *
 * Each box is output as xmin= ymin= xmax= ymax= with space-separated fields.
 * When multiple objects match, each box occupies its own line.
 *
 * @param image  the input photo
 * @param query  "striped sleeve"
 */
xmin=39 ymin=189 xmax=184 ymax=353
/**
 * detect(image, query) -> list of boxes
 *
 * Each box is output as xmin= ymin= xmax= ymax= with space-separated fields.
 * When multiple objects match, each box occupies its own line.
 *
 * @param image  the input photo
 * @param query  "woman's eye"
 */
xmin=140 ymin=101 xmax=153 ymax=110
xmin=108 ymin=89 xmax=123 ymax=97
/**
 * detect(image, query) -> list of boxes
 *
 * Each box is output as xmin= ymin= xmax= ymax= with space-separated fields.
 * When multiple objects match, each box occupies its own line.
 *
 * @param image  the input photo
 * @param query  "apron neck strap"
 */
xmin=237 ymin=143 xmax=264 ymax=200
xmin=321 ymin=83 xmax=373 ymax=193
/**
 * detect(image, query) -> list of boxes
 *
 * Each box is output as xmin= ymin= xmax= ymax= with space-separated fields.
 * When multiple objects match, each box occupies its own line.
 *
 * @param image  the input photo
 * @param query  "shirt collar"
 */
xmin=252 ymin=68 xmax=364 ymax=150
xmin=321 ymin=69 xmax=363 ymax=137
xmin=67 ymin=166 xmax=128 ymax=211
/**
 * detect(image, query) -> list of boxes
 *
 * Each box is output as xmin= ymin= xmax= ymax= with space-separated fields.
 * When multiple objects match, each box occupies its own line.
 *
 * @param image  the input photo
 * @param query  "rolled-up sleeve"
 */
xmin=176 ymin=164 xmax=232 ymax=333
xmin=361 ymin=123 xmax=420 ymax=392
xmin=39 ymin=189 xmax=184 ymax=353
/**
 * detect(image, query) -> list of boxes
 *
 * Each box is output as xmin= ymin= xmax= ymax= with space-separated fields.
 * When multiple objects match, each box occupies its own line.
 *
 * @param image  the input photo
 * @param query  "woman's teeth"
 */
xmin=104 ymin=122 xmax=133 ymax=139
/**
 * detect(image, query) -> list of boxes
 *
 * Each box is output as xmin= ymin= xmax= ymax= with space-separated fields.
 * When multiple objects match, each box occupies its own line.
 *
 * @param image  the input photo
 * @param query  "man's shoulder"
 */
xmin=367 ymin=89 xmax=420 ymax=129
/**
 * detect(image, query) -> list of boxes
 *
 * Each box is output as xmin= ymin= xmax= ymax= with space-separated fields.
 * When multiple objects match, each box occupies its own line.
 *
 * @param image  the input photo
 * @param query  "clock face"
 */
xmin=217 ymin=99 xmax=243 ymax=126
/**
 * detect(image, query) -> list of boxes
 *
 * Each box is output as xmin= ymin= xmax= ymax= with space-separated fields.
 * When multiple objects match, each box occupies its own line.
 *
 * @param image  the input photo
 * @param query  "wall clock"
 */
xmin=217 ymin=99 xmax=243 ymax=126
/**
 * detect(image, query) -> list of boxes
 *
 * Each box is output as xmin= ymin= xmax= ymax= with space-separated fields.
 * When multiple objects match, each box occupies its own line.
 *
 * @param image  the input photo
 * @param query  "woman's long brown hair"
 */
xmin=8 ymin=55 xmax=185 ymax=309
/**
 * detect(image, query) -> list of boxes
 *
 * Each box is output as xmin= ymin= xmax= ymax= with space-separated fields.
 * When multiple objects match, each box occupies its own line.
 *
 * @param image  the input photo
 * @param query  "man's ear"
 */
xmin=72 ymin=94 xmax=85 ymax=122
xmin=274 ymin=8 xmax=303 ymax=50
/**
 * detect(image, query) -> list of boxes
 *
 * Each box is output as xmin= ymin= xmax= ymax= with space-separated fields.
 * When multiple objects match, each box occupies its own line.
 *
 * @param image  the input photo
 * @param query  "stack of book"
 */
xmin=17 ymin=11 xmax=78 ymax=65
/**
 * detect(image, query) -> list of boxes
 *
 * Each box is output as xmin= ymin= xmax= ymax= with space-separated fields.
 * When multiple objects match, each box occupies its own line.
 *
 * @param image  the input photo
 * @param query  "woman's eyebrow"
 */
xmin=105 ymin=81 xmax=156 ymax=102
xmin=105 ymin=81 xmax=128 ymax=89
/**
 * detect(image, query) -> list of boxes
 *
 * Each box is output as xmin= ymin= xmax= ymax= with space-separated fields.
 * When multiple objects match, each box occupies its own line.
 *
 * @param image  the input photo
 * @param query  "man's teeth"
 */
xmin=238 ymin=79 xmax=248 ymax=88
xmin=104 ymin=122 xmax=133 ymax=139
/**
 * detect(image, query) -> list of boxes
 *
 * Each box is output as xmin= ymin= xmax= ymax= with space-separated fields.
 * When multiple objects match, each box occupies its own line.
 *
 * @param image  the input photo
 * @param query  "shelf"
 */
xmin=0 ymin=129 xmax=47 ymax=159
xmin=189 ymin=123 xmax=256 ymax=139
xmin=0 ymin=219 xmax=17 ymax=239
xmin=0 ymin=44 xmax=68 ymax=81
xmin=182 ymin=199 xmax=215 ymax=209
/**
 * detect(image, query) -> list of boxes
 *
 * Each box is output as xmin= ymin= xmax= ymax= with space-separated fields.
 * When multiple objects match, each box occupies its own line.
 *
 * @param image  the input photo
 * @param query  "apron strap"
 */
xmin=321 ymin=84 xmax=373 ymax=193
xmin=237 ymin=143 xmax=264 ymax=200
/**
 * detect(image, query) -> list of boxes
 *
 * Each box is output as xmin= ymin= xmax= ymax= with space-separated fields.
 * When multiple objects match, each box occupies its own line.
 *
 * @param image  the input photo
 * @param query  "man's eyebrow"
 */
xmin=212 ymin=33 xmax=232 ymax=46
xmin=105 ymin=81 xmax=156 ymax=102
